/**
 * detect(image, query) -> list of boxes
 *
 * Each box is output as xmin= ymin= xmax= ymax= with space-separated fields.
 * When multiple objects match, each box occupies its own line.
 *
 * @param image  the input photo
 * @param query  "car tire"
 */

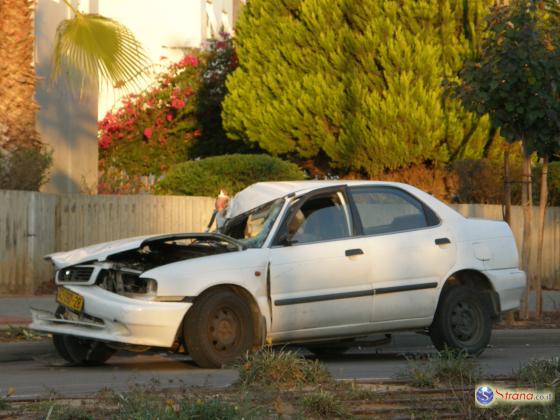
xmin=430 ymin=285 xmax=492 ymax=356
xmin=62 ymin=335 xmax=116 ymax=365
xmin=52 ymin=334 xmax=74 ymax=363
xmin=184 ymin=289 xmax=255 ymax=368
xmin=53 ymin=305 xmax=115 ymax=365
xmin=52 ymin=306 xmax=73 ymax=363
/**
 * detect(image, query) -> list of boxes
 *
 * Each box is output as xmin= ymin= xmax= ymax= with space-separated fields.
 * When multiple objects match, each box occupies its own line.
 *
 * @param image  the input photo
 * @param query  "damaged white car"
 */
xmin=30 ymin=181 xmax=526 ymax=368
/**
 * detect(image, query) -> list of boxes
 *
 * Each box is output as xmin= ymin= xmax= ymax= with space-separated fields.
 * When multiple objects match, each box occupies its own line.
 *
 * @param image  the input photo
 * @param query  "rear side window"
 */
xmin=350 ymin=187 xmax=438 ymax=235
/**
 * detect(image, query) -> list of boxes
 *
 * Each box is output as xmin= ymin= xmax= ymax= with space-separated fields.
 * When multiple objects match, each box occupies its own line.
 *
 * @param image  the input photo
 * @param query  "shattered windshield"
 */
xmin=220 ymin=198 xmax=285 ymax=248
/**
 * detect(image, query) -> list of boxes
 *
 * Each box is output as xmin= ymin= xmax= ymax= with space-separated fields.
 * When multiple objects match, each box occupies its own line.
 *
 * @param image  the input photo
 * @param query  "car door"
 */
xmin=348 ymin=186 xmax=457 ymax=323
xmin=268 ymin=187 xmax=373 ymax=339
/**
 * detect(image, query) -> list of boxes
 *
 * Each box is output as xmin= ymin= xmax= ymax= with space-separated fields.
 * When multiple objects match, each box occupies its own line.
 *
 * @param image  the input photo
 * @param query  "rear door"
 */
xmin=348 ymin=186 xmax=457 ymax=322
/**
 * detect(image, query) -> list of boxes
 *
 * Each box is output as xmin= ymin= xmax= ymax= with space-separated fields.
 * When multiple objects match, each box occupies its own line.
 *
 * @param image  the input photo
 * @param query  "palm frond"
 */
xmin=52 ymin=13 xmax=151 ymax=93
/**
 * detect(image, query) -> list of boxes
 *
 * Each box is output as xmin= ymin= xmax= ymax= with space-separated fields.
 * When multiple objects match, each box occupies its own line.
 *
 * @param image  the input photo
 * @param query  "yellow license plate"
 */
xmin=56 ymin=287 xmax=84 ymax=313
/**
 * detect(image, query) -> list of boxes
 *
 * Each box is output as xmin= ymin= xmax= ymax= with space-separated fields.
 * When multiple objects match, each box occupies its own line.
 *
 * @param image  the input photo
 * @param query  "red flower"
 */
xmin=99 ymin=135 xmax=112 ymax=149
xmin=144 ymin=127 xmax=153 ymax=139
xmin=178 ymin=54 xmax=198 ymax=68
xmin=166 ymin=113 xmax=174 ymax=122
xmin=193 ymin=129 xmax=202 ymax=137
xmin=171 ymin=98 xmax=186 ymax=109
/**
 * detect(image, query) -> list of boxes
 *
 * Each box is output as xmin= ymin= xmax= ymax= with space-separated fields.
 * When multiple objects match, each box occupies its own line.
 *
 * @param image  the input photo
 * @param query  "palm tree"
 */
xmin=0 ymin=0 xmax=40 ymax=151
xmin=52 ymin=0 xmax=151 ymax=94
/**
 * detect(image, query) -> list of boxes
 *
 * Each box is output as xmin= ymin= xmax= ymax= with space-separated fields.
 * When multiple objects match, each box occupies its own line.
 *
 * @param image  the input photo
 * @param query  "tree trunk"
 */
xmin=503 ymin=145 xmax=512 ymax=225
xmin=519 ymin=150 xmax=533 ymax=320
xmin=0 ymin=0 xmax=40 ymax=150
xmin=502 ymin=145 xmax=514 ymax=323
xmin=535 ymin=156 xmax=548 ymax=320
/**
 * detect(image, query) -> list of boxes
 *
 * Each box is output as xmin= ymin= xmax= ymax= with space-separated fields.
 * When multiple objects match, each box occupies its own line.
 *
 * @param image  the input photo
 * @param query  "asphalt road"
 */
xmin=1 ymin=329 xmax=558 ymax=400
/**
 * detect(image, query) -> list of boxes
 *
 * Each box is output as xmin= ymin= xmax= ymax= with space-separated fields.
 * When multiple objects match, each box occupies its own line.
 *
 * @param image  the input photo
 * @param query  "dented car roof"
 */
xmin=225 ymin=180 xmax=424 ymax=219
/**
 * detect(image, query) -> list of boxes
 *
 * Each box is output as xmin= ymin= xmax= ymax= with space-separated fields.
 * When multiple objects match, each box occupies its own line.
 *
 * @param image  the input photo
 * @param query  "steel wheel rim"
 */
xmin=208 ymin=305 xmax=240 ymax=352
xmin=449 ymin=300 xmax=483 ymax=344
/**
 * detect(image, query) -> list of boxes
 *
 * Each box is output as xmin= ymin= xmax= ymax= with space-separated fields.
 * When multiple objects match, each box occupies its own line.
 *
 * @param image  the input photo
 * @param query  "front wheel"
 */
xmin=184 ymin=289 xmax=255 ymax=368
xmin=430 ymin=285 xmax=492 ymax=356
xmin=62 ymin=335 xmax=116 ymax=365
xmin=52 ymin=305 xmax=115 ymax=365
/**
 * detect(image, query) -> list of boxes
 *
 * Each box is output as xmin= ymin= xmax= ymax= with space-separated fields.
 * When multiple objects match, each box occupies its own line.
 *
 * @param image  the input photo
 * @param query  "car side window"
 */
xmin=350 ymin=187 xmax=437 ymax=235
xmin=281 ymin=193 xmax=351 ymax=245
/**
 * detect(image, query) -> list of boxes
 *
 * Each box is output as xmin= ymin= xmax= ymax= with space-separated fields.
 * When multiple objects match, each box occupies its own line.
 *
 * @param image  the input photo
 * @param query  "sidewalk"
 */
xmin=0 ymin=291 xmax=558 ymax=327
xmin=0 ymin=296 xmax=56 ymax=327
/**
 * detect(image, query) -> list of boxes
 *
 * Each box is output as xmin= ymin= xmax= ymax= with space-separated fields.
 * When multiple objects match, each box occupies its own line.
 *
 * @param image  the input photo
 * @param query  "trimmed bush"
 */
xmin=0 ymin=146 xmax=52 ymax=191
xmin=452 ymin=159 xmax=522 ymax=205
xmin=534 ymin=161 xmax=560 ymax=207
xmin=156 ymin=154 xmax=305 ymax=196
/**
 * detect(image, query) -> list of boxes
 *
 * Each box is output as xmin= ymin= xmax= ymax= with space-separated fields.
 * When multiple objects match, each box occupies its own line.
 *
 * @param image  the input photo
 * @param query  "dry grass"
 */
xmin=0 ymin=326 xmax=48 ymax=343
xmin=236 ymin=347 xmax=332 ymax=388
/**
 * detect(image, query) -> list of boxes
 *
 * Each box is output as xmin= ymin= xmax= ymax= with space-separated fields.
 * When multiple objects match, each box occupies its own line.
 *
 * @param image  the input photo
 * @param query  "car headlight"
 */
xmin=121 ymin=275 xmax=158 ymax=299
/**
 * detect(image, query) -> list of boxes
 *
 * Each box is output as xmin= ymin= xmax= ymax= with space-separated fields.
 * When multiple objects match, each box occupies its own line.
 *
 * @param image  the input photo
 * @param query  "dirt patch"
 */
xmin=0 ymin=327 xmax=49 ymax=343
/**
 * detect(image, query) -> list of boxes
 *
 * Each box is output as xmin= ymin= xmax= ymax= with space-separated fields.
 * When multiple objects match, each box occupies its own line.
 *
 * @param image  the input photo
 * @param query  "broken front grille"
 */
xmin=57 ymin=266 xmax=94 ymax=283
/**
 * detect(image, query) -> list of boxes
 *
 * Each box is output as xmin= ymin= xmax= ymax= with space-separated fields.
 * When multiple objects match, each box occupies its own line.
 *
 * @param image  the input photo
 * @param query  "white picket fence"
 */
xmin=0 ymin=190 xmax=558 ymax=294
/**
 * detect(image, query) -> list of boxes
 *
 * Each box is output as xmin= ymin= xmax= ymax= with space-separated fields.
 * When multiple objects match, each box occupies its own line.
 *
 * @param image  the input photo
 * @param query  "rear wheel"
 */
xmin=184 ymin=289 xmax=255 ymax=368
xmin=430 ymin=285 xmax=492 ymax=356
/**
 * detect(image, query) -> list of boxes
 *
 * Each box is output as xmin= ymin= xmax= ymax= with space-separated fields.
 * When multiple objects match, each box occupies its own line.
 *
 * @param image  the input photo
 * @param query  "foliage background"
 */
xmin=223 ymin=0 xmax=496 ymax=177
xmin=155 ymin=154 xmax=305 ymax=196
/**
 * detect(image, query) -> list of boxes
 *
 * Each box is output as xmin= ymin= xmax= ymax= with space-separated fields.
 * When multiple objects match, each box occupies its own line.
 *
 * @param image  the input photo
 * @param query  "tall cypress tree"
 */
xmin=224 ymin=0 xmax=348 ymax=160
xmin=224 ymin=0 xmax=494 ymax=176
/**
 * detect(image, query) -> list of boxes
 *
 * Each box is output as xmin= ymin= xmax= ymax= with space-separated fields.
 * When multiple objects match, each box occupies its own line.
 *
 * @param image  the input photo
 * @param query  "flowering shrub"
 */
xmin=193 ymin=33 xmax=252 ymax=156
xmin=98 ymin=52 xmax=203 ymax=193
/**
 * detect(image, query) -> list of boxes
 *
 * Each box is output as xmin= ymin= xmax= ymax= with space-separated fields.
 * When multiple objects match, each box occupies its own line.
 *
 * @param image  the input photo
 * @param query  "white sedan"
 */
xmin=30 ymin=181 xmax=526 ymax=368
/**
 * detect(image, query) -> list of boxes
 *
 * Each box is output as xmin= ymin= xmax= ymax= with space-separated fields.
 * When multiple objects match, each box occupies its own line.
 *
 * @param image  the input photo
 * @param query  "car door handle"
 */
xmin=345 ymin=248 xmax=364 ymax=257
xmin=435 ymin=237 xmax=451 ymax=245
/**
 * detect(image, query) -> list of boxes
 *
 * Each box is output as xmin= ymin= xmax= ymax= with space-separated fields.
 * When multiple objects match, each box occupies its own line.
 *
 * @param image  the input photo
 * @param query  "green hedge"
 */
xmin=156 ymin=154 xmax=305 ymax=196
xmin=534 ymin=161 xmax=560 ymax=207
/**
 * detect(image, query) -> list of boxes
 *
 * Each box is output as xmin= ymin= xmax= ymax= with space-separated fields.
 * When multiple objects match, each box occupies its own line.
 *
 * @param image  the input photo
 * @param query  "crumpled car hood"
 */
xmin=46 ymin=234 xmax=162 ymax=269
xmin=46 ymin=232 xmax=245 ymax=270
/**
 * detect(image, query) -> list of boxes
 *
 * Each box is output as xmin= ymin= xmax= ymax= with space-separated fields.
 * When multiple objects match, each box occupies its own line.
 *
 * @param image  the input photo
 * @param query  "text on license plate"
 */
xmin=56 ymin=287 xmax=84 ymax=313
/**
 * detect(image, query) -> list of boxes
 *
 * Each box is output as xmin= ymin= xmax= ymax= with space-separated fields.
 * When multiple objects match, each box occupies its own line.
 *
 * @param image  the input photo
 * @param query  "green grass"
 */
xmin=112 ymin=389 xmax=240 ymax=420
xmin=403 ymin=349 xmax=481 ymax=388
xmin=516 ymin=357 xmax=559 ymax=387
xmin=302 ymin=391 xmax=346 ymax=417
xmin=237 ymin=348 xmax=332 ymax=388
xmin=45 ymin=405 xmax=95 ymax=420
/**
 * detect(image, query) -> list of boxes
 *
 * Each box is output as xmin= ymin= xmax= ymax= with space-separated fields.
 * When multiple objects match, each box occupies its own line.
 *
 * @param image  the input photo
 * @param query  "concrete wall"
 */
xmin=35 ymin=0 xmax=99 ymax=194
